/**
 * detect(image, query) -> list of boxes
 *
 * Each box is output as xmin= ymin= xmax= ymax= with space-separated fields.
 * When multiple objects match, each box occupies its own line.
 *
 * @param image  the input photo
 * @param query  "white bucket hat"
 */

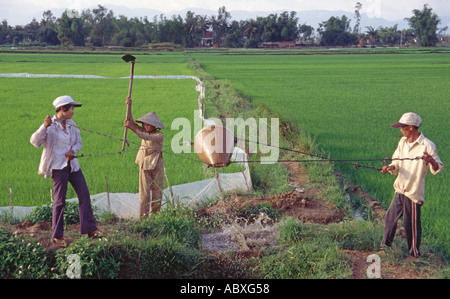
xmin=136 ymin=111 xmax=165 ymax=129
xmin=53 ymin=95 xmax=82 ymax=109
xmin=391 ymin=112 xmax=422 ymax=128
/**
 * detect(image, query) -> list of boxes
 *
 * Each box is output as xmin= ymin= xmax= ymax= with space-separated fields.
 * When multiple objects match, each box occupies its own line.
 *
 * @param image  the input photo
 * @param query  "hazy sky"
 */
xmin=5 ymin=0 xmax=450 ymax=22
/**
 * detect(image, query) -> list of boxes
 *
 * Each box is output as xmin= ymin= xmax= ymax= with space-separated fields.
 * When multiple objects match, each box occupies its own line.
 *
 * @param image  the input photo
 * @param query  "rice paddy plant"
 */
xmin=0 ymin=52 xmax=194 ymax=76
xmin=1 ymin=77 xmax=207 ymax=206
xmin=190 ymin=49 xmax=450 ymax=260
xmin=1 ymin=52 xmax=235 ymax=207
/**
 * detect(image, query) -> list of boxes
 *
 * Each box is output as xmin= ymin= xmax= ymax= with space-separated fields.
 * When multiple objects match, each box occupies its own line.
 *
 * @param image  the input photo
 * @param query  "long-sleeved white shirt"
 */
xmin=389 ymin=132 xmax=444 ymax=204
xmin=30 ymin=116 xmax=83 ymax=179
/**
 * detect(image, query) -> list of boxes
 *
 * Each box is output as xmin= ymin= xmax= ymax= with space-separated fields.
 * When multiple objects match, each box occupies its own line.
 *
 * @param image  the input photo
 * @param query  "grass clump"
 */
xmin=253 ymin=217 xmax=385 ymax=279
xmin=129 ymin=206 xmax=202 ymax=249
xmin=239 ymin=202 xmax=281 ymax=220
xmin=256 ymin=217 xmax=352 ymax=279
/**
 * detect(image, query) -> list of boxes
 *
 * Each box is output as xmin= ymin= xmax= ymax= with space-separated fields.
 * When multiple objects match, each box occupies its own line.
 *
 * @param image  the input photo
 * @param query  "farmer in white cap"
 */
xmin=30 ymin=96 xmax=99 ymax=247
xmin=380 ymin=112 xmax=443 ymax=260
xmin=124 ymin=97 xmax=165 ymax=217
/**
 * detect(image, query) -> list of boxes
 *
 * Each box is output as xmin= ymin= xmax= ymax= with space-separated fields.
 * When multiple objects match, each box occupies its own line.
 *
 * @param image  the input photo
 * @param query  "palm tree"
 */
xmin=366 ymin=26 xmax=380 ymax=45
xmin=243 ymin=19 xmax=258 ymax=40
xmin=198 ymin=15 xmax=211 ymax=36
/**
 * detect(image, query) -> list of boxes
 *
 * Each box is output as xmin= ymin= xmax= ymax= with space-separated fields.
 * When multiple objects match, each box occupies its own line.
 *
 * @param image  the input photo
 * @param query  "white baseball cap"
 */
xmin=53 ymin=95 xmax=82 ymax=109
xmin=391 ymin=112 xmax=422 ymax=128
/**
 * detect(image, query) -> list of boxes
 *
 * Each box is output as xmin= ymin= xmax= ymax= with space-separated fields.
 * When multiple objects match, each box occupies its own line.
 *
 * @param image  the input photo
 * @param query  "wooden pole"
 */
xmin=8 ymin=184 xmax=13 ymax=221
xmin=215 ymin=169 xmax=223 ymax=192
xmin=164 ymin=167 xmax=174 ymax=205
xmin=105 ymin=176 xmax=111 ymax=212
xmin=121 ymin=55 xmax=136 ymax=151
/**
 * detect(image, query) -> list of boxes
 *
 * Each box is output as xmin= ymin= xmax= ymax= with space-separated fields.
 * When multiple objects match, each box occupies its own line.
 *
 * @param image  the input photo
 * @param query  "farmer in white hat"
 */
xmin=380 ymin=112 xmax=443 ymax=260
xmin=124 ymin=97 xmax=165 ymax=217
xmin=30 ymin=96 xmax=99 ymax=247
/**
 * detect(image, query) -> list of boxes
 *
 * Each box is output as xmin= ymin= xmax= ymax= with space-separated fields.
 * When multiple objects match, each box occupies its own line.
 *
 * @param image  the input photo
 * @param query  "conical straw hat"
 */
xmin=136 ymin=111 xmax=165 ymax=129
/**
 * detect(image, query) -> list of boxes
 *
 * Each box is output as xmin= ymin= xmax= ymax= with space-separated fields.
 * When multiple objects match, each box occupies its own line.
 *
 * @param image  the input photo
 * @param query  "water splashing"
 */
xmin=202 ymin=213 xmax=278 ymax=252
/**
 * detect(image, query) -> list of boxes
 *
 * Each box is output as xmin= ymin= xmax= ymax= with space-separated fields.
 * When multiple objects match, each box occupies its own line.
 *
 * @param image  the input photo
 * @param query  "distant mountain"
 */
xmin=3 ymin=3 xmax=448 ymax=32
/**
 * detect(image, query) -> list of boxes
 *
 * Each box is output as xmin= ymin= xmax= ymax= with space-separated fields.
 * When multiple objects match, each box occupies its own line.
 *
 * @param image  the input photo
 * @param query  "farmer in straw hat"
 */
xmin=380 ymin=112 xmax=443 ymax=261
xmin=30 ymin=96 xmax=99 ymax=247
xmin=124 ymin=97 xmax=165 ymax=217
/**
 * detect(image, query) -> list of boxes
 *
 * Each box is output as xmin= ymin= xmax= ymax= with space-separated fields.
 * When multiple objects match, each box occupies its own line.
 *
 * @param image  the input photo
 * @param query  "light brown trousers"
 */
xmin=139 ymin=159 xmax=164 ymax=217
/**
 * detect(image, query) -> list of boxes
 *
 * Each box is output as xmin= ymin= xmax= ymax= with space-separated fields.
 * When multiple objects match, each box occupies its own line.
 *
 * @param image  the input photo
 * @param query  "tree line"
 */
xmin=0 ymin=4 xmax=447 ymax=48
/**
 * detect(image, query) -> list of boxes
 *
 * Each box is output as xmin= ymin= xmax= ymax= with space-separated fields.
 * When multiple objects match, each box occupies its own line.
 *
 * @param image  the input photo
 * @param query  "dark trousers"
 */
xmin=381 ymin=193 xmax=422 ymax=257
xmin=51 ymin=165 xmax=97 ymax=239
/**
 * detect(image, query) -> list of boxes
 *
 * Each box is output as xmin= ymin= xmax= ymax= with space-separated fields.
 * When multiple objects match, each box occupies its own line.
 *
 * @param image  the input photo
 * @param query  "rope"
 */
xmin=231 ymin=159 xmax=385 ymax=171
xmin=233 ymin=137 xmax=424 ymax=171
xmin=68 ymin=124 xmax=424 ymax=171
xmin=70 ymin=123 xmax=206 ymax=165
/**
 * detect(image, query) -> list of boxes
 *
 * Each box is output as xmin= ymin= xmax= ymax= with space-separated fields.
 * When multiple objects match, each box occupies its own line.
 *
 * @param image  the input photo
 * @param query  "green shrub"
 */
xmin=24 ymin=204 xmax=52 ymax=223
xmin=54 ymin=235 xmax=120 ymax=279
xmin=24 ymin=201 xmax=96 ymax=225
xmin=0 ymin=227 xmax=50 ymax=279
xmin=53 ymin=232 xmax=205 ymax=279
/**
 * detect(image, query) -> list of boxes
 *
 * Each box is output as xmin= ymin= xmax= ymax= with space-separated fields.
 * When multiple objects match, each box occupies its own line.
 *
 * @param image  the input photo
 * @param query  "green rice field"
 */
xmin=189 ymin=48 xmax=449 ymax=256
xmin=0 ymin=52 xmax=243 ymax=207
xmin=1 ymin=49 xmax=448 ymax=258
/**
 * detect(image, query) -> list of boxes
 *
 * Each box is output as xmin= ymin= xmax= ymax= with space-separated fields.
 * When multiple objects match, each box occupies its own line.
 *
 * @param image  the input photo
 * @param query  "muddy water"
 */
xmin=345 ymin=193 xmax=364 ymax=221
xmin=202 ymin=214 xmax=279 ymax=252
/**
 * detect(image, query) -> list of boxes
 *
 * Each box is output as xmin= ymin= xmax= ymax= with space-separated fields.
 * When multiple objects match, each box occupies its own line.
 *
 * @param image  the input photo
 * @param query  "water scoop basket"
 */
xmin=194 ymin=125 xmax=236 ymax=168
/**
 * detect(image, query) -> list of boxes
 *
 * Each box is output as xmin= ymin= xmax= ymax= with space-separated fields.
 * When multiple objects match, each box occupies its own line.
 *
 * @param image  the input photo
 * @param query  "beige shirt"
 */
xmin=134 ymin=130 xmax=164 ymax=170
xmin=30 ymin=116 xmax=82 ymax=178
xmin=389 ymin=133 xmax=444 ymax=204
